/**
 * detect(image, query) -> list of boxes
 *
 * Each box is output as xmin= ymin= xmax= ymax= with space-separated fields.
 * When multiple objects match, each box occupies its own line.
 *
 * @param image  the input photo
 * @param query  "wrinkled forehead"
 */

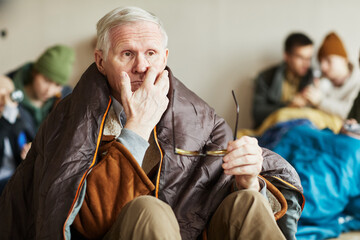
xmin=109 ymin=21 xmax=165 ymax=48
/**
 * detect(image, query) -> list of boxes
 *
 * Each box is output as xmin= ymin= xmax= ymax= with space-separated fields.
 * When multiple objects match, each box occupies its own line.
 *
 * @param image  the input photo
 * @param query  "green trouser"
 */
xmin=103 ymin=190 xmax=285 ymax=240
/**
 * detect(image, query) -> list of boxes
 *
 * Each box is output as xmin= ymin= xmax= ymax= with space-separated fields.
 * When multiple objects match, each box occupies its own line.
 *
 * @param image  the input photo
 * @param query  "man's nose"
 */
xmin=132 ymin=54 xmax=150 ymax=74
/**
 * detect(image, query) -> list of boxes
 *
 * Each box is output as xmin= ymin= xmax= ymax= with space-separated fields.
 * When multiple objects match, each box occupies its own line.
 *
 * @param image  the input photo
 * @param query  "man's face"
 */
xmin=320 ymin=55 xmax=348 ymax=86
xmin=32 ymin=73 xmax=62 ymax=102
xmin=284 ymin=45 xmax=314 ymax=77
xmin=95 ymin=21 xmax=169 ymax=96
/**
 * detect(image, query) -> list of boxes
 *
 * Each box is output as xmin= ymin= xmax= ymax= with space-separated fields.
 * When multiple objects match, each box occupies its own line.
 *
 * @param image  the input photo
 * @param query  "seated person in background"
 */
xmin=303 ymin=32 xmax=360 ymax=120
xmin=6 ymin=44 xmax=75 ymax=141
xmin=252 ymin=32 xmax=314 ymax=128
xmin=346 ymin=52 xmax=360 ymax=122
xmin=0 ymin=6 xmax=304 ymax=240
xmin=0 ymin=76 xmax=27 ymax=194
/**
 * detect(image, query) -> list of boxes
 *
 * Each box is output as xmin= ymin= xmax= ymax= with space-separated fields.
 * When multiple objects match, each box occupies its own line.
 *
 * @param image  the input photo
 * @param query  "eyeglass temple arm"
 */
xmin=172 ymin=89 xmax=177 ymax=154
xmin=232 ymin=90 xmax=239 ymax=141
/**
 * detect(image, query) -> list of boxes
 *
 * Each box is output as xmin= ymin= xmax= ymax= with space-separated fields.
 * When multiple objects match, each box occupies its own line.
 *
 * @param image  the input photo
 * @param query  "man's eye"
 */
xmin=148 ymin=51 xmax=155 ymax=56
xmin=123 ymin=52 xmax=132 ymax=57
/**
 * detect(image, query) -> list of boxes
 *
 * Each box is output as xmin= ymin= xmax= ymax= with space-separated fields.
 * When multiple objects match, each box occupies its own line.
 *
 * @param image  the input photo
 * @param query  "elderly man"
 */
xmin=252 ymin=32 xmax=314 ymax=128
xmin=0 ymin=7 xmax=303 ymax=240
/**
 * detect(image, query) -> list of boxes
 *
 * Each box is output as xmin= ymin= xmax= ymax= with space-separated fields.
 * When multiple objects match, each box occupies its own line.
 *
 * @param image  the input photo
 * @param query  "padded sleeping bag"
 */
xmin=271 ymin=124 xmax=360 ymax=240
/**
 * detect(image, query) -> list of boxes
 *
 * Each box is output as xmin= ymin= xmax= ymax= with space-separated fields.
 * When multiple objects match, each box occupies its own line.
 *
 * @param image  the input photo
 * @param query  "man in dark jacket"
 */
xmin=0 ymin=6 xmax=304 ymax=240
xmin=252 ymin=32 xmax=314 ymax=128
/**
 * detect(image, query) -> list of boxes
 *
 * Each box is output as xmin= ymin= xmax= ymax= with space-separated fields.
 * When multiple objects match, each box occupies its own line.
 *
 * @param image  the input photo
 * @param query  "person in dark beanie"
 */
xmin=252 ymin=32 xmax=314 ymax=128
xmin=303 ymin=32 xmax=360 ymax=120
xmin=6 ymin=44 xmax=75 ymax=141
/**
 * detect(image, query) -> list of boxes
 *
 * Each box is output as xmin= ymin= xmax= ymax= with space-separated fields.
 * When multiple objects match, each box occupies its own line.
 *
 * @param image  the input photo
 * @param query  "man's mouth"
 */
xmin=131 ymin=81 xmax=144 ymax=91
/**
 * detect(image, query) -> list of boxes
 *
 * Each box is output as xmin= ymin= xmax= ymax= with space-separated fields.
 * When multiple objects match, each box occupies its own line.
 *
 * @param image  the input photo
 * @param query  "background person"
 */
xmin=7 ymin=44 xmax=75 ymax=141
xmin=345 ymin=51 xmax=360 ymax=122
xmin=252 ymin=32 xmax=314 ymax=128
xmin=303 ymin=32 xmax=360 ymax=120
xmin=0 ymin=75 xmax=27 ymax=194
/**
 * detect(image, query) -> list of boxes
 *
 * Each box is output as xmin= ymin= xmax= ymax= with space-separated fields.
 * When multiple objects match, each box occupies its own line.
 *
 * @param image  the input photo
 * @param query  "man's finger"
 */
xmin=222 ymin=154 xmax=260 ymax=169
xmin=155 ymin=70 xmax=170 ymax=94
xmin=227 ymin=136 xmax=258 ymax=151
xmin=224 ymin=144 xmax=261 ymax=162
xmin=120 ymin=71 xmax=132 ymax=106
xmin=142 ymin=67 xmax=158 ymax=88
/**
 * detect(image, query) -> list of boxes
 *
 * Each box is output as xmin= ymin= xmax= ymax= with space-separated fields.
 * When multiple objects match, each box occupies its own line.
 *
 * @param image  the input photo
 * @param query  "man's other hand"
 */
xmin=222 ymin=136 xmax=263 ymax=191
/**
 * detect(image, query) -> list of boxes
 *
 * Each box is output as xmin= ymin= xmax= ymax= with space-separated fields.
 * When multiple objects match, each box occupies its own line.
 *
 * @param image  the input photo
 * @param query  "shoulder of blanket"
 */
xmin=167 ymin=66 xmax=213 ymax=112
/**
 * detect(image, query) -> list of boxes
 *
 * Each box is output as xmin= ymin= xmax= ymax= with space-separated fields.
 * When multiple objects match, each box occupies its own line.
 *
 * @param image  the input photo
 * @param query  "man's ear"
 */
xmin=162 ymin=48 xmax=169 ymax=68
xmin=95 ymin=50 xmax=106 ymax=75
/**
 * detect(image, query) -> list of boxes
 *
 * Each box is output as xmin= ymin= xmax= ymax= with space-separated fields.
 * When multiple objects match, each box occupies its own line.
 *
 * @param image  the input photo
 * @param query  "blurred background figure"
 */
xmin=6 ymin=44 xmax=75 ymax=141
xmin=303 ymin=32 xmax=360 ymax=120
xmin=346 ymin=50 xmax=360 ymax=122
xmin=252 ymin=32 xmax=314 ymax=128
xmin=0 ymin=75 xmax=26 ymax=194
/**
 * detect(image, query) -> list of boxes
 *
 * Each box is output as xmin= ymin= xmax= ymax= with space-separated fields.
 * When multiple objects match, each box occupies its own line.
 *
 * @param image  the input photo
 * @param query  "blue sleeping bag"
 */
xmin=271 ymin=124 xmax=360 ymax=240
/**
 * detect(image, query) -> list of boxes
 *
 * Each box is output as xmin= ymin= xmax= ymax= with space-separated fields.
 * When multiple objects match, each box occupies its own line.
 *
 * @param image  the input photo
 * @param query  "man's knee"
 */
xmin=126 ymin=195 xmax=160 ymax=212
xmin=104 ymin=195 xmax=181 ymax=240
xmin=126 ymin=195 xmax=174 ymax=221
xmin=208 ymin=190 xmax=285 ymax=240
xmin=223 ymin=190 xmax=269 ymax=213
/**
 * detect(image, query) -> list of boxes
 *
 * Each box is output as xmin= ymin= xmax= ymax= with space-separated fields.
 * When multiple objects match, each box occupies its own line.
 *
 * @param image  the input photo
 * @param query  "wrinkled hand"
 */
xmin=222 ymin=136 xmax=263 ymax=191
xmin=119 ymin=68 xmax=170 ymax=140
xmin=303 ymin=85 xmax=322 ymax=106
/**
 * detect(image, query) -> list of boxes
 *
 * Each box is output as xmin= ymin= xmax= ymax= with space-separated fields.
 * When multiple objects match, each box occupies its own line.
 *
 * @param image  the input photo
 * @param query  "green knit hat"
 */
xmin=33 ymin=45 xmax=75 ymax=85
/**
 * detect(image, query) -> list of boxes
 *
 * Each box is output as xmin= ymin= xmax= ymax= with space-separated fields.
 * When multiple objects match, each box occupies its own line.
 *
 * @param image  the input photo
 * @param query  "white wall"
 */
xmin=1 ymin=0 xmax=359 ymax=130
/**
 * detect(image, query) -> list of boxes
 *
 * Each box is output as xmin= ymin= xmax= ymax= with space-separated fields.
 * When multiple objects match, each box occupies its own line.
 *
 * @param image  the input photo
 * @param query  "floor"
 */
xmin=329 ymin=232 xmax=360 ymax=240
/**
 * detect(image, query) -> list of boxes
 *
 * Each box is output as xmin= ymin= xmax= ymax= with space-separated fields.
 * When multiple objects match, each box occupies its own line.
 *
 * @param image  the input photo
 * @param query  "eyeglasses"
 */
xmin=172 ymin=90 xmax=239 ymax=157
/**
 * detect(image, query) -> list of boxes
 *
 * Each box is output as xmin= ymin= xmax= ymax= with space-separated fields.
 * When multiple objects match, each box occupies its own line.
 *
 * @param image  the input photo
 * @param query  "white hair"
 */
xmin=96 ymin=6 xmax=168 ymax=58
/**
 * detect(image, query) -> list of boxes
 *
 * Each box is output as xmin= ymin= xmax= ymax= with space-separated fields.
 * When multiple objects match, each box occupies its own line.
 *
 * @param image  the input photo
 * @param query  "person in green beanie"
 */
xmin=6 ymin=44 xmax=75 ymax=142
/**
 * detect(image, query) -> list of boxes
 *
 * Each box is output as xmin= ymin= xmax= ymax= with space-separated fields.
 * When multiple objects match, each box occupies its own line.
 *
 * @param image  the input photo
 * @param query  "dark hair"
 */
xmin=285 ymin=33 xmax=313 ymax=54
